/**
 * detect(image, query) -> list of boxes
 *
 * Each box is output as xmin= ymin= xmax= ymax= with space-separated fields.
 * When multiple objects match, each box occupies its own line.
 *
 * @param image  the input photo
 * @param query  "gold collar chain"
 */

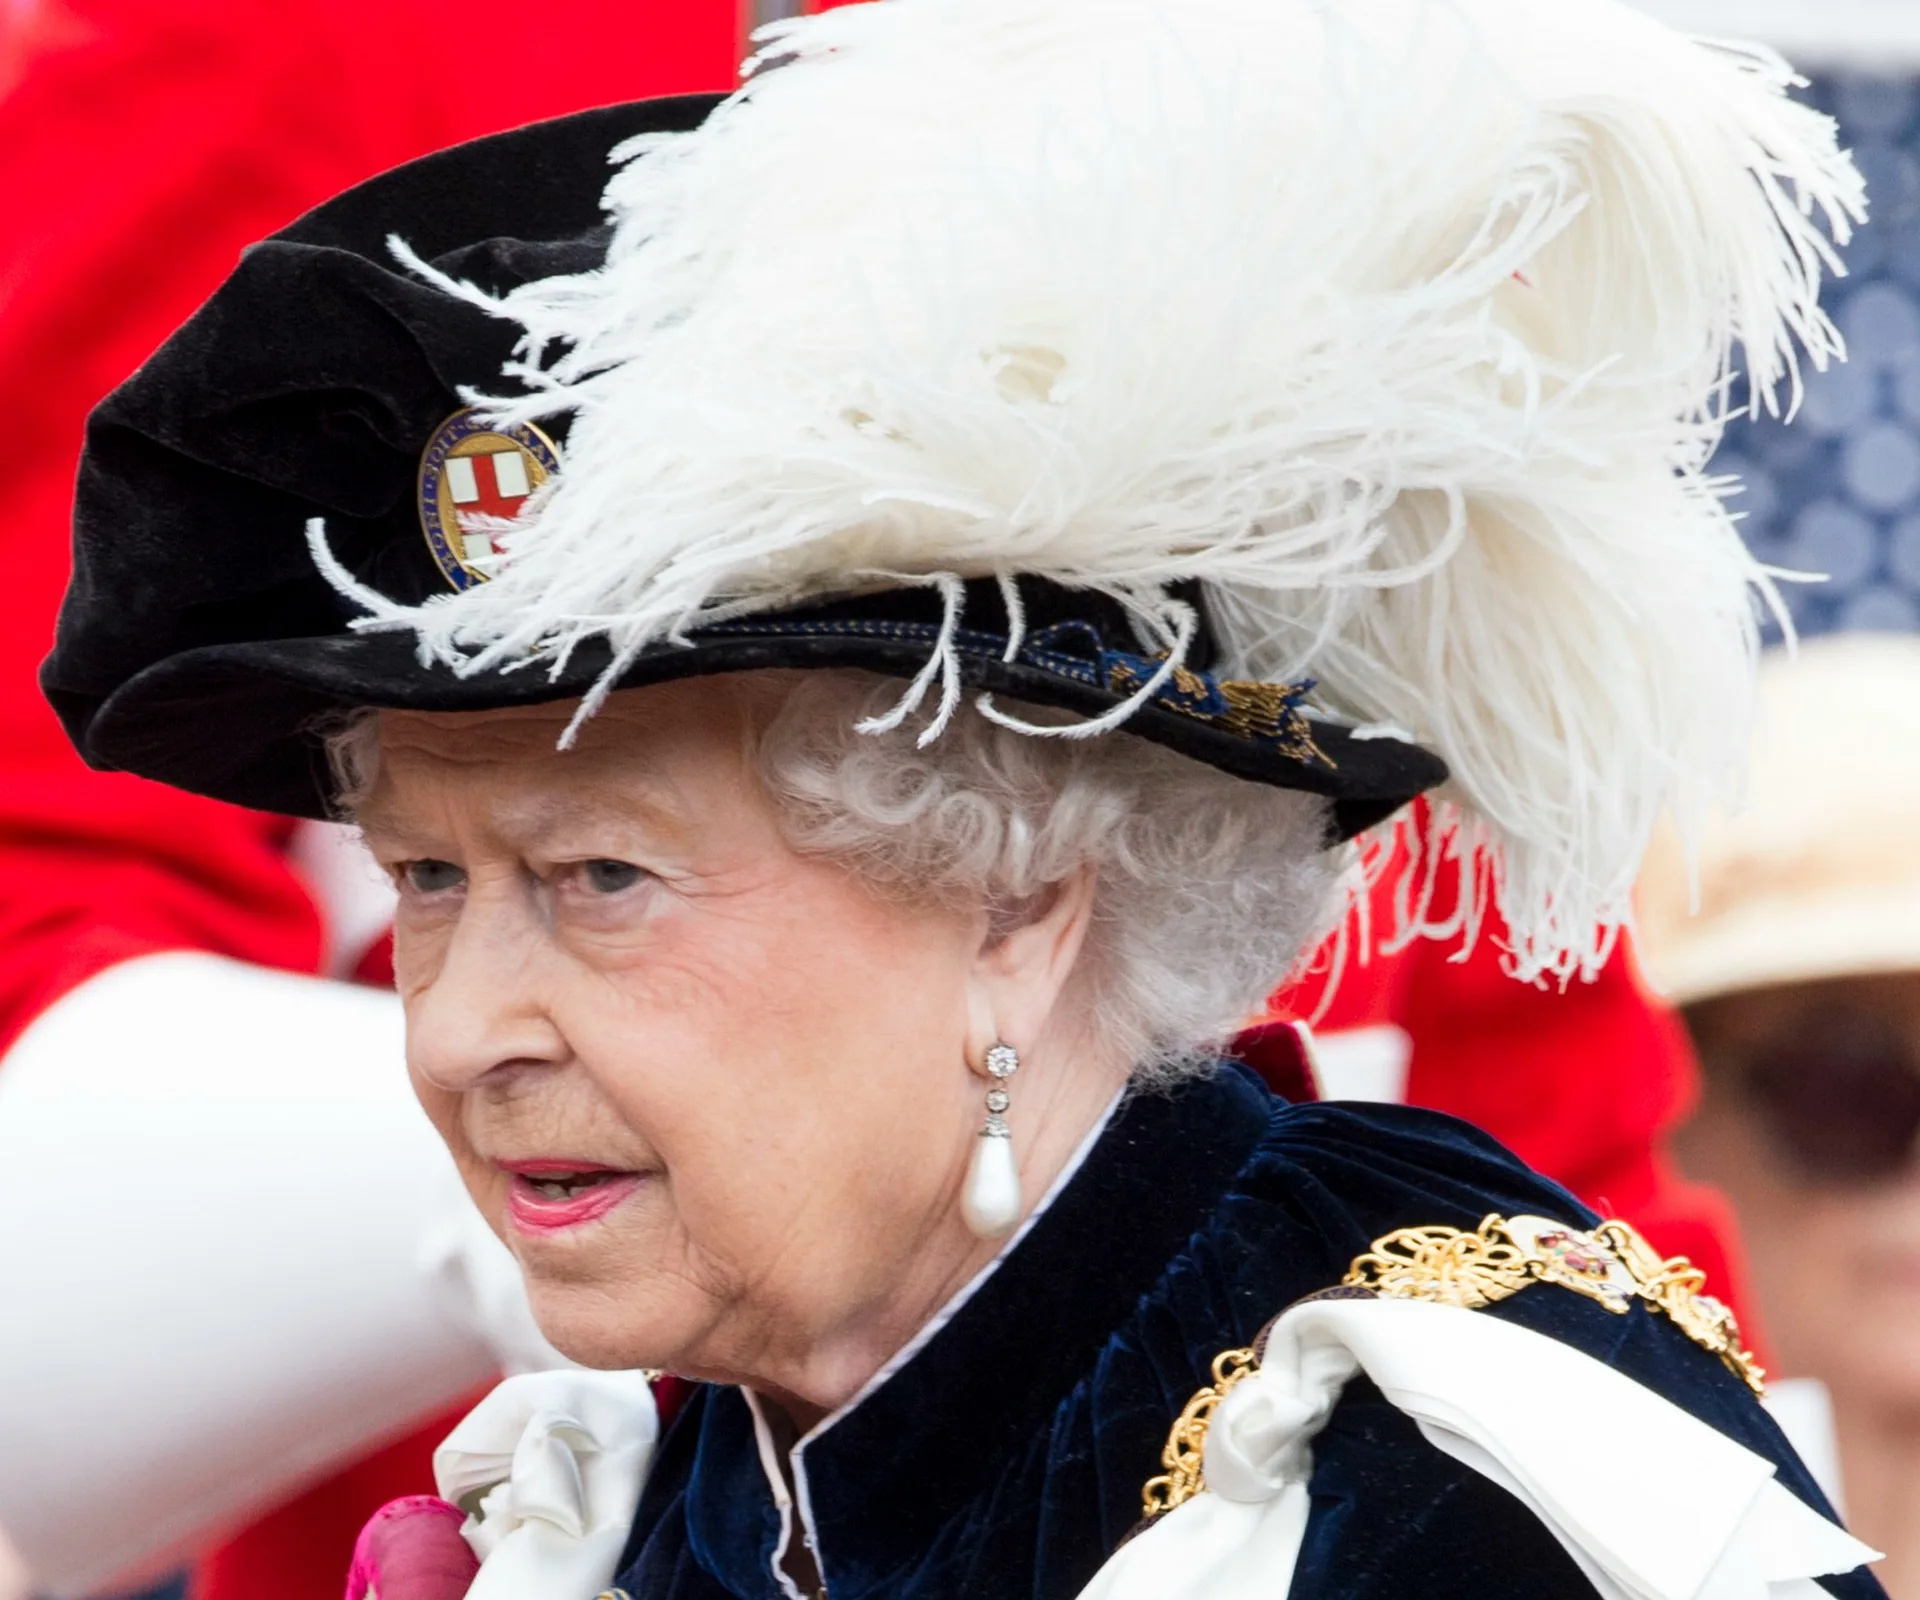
xmin=1140 ymin=1212 xmax=1762 ymax=1522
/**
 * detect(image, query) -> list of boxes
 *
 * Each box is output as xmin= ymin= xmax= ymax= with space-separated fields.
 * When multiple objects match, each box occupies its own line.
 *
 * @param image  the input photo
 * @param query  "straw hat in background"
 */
xmin=1637 ymin=632 xmax=1920 ymax=1006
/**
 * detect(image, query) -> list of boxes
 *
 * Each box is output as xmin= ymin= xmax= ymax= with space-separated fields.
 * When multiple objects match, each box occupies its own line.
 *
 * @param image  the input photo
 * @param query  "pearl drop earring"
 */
xmin=961 ymin=1042 xmax=1022 ymax=1240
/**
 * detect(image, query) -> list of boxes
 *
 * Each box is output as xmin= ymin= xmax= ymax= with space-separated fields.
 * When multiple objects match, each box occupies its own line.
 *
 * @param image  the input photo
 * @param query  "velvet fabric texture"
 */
xmin=610 ymin=1066 xmax=1882 ymax=1600
xmin=45 ymin=103 xmax=1442 ymax=833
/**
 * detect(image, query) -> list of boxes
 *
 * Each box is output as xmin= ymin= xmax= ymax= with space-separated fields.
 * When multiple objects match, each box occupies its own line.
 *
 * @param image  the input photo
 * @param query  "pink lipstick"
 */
xmin=500 ymin=1160 xmax=644 ymax=1236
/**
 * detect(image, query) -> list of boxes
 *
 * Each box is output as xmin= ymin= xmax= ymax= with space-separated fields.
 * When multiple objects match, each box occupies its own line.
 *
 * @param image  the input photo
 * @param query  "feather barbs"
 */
xmin=328 ymin=0 xmax=1865 ymax=983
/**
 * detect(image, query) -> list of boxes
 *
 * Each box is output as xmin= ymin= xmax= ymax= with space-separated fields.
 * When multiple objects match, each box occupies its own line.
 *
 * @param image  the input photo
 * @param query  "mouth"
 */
xmin=498 ymin=1160 xmax=647 ymax=1236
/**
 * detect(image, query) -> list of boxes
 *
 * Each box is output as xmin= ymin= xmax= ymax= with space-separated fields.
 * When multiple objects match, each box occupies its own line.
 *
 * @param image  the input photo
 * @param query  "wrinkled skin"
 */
xmin=355 ymin=678 xmax=1126 ymax=1428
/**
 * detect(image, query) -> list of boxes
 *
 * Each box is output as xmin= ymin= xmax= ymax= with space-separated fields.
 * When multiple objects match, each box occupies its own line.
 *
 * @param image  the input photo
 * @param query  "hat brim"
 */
xmin=1643 ymin=881 xmax=1920 ymax=1007
xmin=82 ymin=617 xmax=1446 ymax=840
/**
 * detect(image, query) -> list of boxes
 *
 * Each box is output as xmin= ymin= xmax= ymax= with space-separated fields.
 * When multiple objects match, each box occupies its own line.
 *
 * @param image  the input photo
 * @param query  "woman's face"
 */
xmin=1677 ymin=972 xmax=1920 ymax=1412
xmin=356 ymin=682 xmax=1023 ymax=1397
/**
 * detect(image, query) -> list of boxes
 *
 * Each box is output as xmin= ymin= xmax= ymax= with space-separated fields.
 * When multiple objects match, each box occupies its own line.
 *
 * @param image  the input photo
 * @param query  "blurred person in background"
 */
xmin=1630 ymin=8 xmax=1920 ymax=1588
xmin=1640 ymin=634 xmax=1920 ymax=1598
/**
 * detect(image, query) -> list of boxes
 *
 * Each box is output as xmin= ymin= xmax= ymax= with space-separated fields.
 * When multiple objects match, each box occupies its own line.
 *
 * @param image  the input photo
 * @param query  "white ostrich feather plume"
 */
xmin=331 ymin=0 xmax=1865 ymax=982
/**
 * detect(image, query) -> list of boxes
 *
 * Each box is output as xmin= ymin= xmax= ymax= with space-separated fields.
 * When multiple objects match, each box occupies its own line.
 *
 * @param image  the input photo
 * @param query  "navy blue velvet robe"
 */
xmin=611 ymin=1065 xmax=1883 ymax=1600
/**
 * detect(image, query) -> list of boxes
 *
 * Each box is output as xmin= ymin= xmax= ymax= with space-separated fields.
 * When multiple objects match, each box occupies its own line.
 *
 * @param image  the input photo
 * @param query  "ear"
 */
xmin=963 ymin=867 xmax=1099 ymax=1071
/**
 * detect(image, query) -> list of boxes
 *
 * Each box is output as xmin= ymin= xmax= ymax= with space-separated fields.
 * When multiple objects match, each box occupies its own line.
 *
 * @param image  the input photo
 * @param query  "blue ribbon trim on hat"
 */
xmin=699 ymin=617 xmax=1329 ymax=765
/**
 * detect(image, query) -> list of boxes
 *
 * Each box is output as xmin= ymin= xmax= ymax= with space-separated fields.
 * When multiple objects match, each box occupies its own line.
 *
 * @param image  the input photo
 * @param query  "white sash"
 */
xmin=430 ymin=1298 xmax=1878 ymax=1600
xmin=1077 ymin=1296 xmax=1878 ymax=1600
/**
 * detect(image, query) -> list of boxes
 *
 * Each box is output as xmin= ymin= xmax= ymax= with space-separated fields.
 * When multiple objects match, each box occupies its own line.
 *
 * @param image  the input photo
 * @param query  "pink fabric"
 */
xmin=343 ymin=1497 xmax=478 ymax=1600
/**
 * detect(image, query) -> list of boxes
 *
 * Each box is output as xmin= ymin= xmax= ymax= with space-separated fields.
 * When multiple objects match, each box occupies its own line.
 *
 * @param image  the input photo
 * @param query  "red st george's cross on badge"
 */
xmin=417 ymin=407 xmax=562 ymax=591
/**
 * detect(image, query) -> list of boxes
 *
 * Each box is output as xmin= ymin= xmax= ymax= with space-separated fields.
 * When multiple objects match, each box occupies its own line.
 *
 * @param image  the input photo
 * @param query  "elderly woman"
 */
xmin=42 ymin=0 xmax=1889 ymax=1595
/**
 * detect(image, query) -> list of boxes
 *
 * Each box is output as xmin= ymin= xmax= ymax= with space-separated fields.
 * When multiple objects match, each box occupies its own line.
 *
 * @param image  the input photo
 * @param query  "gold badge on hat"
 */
xmin=417 ymin=408 xmax=560 ymax=592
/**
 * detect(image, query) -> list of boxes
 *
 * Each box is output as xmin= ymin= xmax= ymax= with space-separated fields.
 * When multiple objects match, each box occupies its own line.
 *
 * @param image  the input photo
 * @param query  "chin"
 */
xmin=525 ymin=1277 xmax=678 ymax=1371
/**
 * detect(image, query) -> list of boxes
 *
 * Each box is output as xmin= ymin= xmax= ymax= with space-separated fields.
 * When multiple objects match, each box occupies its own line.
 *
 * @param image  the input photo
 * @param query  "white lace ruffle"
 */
xmin=434 ymin=1368 xmax=659 ymax=1599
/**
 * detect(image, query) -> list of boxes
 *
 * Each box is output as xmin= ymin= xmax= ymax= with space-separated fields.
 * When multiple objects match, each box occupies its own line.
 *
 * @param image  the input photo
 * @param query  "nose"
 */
xmin=406 ymin=882 xmax=568 ymax=1094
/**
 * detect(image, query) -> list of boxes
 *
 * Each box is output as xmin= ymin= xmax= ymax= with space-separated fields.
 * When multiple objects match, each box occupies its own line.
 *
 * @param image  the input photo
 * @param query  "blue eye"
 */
xmin=582 ymin=859 xmax=644 ymax=894
xmin=405 ymin=859 xmax=465 ymax=893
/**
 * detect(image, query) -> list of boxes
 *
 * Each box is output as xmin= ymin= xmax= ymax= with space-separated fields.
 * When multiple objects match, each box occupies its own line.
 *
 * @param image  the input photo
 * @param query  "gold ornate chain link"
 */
xmin=1139 ymin=1343 xmax=1259 ymax=1518
xmin=1341 ymin=1220 xmax=1536 ymax=1308
xmin=1139 ymin=1211 xmax=1763 ymax=1523
xmin=1342 ymin=1212 xmax=1764 ymax=1394
xmin=1593 ymin=1220 xmax=1760 ymax=1392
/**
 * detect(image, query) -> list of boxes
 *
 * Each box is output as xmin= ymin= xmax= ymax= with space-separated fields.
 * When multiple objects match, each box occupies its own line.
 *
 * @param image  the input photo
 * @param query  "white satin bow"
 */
xmin=433 ymin=1368 xmax=659 ymax=1600
xmin=1078 ymin=1297 xmax=1879 ymax=1600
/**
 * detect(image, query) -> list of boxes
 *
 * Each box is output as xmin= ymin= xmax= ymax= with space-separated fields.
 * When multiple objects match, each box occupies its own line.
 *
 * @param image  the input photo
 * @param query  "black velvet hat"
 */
xmin=44 ymin=94 xmax=1444 ymax=834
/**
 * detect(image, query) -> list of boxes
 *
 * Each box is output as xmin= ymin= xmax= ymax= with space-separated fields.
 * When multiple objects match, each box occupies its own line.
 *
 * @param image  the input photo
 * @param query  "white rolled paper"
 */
xmin=0 ymin=953 xmax=550 ymax=1596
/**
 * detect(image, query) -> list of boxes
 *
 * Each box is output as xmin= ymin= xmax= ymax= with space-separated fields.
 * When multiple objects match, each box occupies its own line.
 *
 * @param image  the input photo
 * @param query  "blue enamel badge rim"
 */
xmin=416 ymin=407 xmax=561 ymax=593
